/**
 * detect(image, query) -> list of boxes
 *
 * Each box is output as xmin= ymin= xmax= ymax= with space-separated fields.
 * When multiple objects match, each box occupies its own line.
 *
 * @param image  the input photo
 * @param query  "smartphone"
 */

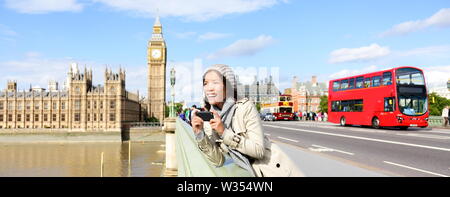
xmin=196 ymin=111 xmax=214 ymax=121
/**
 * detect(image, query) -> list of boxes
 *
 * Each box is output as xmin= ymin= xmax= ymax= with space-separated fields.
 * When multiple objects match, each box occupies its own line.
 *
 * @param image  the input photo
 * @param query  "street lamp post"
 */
xmin=170 ymin=68 xmax=176 ymax=118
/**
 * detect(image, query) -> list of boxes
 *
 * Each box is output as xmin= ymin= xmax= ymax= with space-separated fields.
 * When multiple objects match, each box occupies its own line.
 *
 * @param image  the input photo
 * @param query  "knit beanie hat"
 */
xmin=202 ymin=64 xmax=238 ymax=106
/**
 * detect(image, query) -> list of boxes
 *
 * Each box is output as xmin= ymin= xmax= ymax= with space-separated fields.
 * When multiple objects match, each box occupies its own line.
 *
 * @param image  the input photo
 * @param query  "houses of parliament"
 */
xmin=0 ymin=17 xmax=167 ymax=131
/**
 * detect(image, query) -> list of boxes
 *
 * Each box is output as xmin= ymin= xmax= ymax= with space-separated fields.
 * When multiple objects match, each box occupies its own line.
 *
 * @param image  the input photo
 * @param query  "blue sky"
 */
xmin=1 ymin=0 xmax=449 ymax=103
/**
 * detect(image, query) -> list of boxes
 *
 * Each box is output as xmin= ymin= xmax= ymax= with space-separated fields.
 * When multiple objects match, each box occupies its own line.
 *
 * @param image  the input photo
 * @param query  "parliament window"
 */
xmin=74 ymin=100 xmax=81 ymax=110
xmin=34 ymin=114 xmax=39 ymax=121
xmin=35 ymin=103 xmax=40 ymax=110
xmin=109 ymin=113 xmax=115 ymax=121
xmin=53 ymin=114 xmax=57 ymax=121
xmin=61 ymin=114 xmax=66 ymax=121
xmin=0 ymin=102 xmax=3 ymax=110
xmin=17 ymin=114 xmax=21 ymax=122
xmin=0 ymin=114 xmax=3 ymax=121
xmin=110 ymin=101 xmax=115 ymax=109
xmin=61 ymin=102 xmax=66 ymax=110
xmin=74 ymin=113 xmax=80 ymax=122
xmin=26 ymin=114 xmax=30 ymax=122
xmin=44 ymin=114 xmax=48 ymax=121
xmin=8 ymin=114 xmax=13 ymax=121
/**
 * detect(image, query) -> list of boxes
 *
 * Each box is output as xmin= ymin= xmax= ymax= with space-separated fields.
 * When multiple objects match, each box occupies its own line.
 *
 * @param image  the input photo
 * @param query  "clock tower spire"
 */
xmin=147 ymin=16 xmax=167 ymax=122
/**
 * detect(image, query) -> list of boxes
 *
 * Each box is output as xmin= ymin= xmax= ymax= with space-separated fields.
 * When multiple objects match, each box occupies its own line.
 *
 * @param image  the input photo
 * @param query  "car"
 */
xmin=263 ymin=113 xmax=275 ymax=121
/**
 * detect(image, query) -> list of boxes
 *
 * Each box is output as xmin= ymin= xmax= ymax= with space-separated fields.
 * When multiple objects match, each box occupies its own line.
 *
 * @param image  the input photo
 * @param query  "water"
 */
xmin=0 ymin=141 xmax=165 ymax=177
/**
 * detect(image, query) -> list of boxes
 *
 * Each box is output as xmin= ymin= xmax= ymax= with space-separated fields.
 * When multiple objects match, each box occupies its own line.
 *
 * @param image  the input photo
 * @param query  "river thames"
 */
xmin=0 ymin=141 xmax=165 ymax=177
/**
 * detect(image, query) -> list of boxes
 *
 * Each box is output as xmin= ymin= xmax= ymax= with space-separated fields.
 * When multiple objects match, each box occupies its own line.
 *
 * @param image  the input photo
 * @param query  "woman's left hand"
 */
xmin=210 ymin=110 xmax=225 ymax=136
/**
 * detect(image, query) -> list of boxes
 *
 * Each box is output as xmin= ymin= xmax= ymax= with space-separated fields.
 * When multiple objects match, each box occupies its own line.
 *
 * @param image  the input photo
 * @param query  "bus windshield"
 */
xmin=396 ymin=68 xmax=425 ymax=85
xmin=398 ymin=96 xmax=427 ymax=116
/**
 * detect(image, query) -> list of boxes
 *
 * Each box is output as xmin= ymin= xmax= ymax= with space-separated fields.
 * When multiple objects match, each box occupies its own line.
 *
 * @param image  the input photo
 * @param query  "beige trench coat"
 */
xmin=196 ymin=98 xmax=304 ymax=177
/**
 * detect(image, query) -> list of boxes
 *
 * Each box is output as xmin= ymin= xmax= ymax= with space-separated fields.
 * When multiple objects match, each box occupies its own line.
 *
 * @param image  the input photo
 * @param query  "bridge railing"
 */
xmin=128 ymin=122 xmax=163 ymax=128
xmin=428 ymin=116 xmax=444 ymax=127
xmin=175 ymin=118 xmax=252 ymax=177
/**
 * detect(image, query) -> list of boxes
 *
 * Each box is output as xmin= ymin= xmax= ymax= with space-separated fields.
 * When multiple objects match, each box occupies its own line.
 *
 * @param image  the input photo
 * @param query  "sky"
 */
xmin=1 ymin=0 xmax=450 ymax=104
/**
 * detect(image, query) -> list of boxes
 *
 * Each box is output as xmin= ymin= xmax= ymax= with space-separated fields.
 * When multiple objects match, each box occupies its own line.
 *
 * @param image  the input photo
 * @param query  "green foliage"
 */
xmin=318 ymin=95 xmax=328 ymax=113
xmin=255 ymin=102 xmax=261 ymax=112
xmin=165 ymin=102 xmax=184 ymax=117
xmin=428 ymin=93 xmax=450 ymax=116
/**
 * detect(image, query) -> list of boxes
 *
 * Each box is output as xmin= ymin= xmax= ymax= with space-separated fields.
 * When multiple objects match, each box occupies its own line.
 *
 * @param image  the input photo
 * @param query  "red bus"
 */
xmin=261 ymin=94 xmax=294 ymax=121
xmin=328 ymin=66 xmax=429 ymax=129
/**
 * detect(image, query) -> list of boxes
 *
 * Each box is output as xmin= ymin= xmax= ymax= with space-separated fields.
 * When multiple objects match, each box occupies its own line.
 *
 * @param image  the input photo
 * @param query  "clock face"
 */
xmin=152 ymin=49 xmax=161 ymax=59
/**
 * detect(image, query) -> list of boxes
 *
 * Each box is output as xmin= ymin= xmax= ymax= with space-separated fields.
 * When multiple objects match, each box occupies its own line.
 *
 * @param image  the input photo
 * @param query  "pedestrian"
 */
xmin=191 ymin=64 xmax=304 ymax=177
xmin=443 ymin=106 xmax=449 ymax=127
xmin=324 ymin=112 xmax=328 ymax=122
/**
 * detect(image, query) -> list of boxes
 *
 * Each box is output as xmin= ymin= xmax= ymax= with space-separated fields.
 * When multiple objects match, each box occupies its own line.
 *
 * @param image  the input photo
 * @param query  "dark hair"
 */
xmin=202 ymin=70 xmax=237 ymax=111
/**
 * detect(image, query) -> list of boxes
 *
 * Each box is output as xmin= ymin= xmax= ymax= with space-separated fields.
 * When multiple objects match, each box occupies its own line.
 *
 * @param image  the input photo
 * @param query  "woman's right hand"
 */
xmin=191 ymin=109 xmax=204 ymax=134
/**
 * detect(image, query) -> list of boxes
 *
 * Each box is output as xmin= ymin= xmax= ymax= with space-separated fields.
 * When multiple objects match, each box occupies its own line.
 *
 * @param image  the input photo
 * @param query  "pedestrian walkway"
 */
xmin=276 ymin=141 xmax=387 ymax=177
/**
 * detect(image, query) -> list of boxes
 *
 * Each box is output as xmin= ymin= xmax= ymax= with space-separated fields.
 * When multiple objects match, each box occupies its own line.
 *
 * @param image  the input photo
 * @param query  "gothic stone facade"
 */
xmin=0 ymin=67 xmax=143 ymax=131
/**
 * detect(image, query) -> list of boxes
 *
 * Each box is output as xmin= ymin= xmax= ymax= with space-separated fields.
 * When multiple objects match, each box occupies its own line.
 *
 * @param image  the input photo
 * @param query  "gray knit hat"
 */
xmin=203 ymin=64 xmax=237 ymax=100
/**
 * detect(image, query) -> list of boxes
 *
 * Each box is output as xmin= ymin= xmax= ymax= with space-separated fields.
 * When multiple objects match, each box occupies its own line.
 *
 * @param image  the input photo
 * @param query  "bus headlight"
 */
xmin=424 ymin=118 xmax=429 ymax=121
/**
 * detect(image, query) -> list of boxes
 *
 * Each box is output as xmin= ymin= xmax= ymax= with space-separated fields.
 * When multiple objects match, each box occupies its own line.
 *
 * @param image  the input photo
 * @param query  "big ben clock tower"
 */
xmin=147 ymin=16 xmax=167 ymax=122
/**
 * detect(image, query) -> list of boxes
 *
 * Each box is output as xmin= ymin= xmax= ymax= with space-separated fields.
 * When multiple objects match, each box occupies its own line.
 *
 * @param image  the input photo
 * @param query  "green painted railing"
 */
xmin=428 ymin=116 xmax=445 ymax=127
xmin=175 ymin=118 xmax=252 ymax=177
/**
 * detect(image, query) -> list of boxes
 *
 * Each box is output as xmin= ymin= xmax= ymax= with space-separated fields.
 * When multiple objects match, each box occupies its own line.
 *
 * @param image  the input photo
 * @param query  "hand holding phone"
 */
xmin=196 ymin=111 xmax=214 ymax=121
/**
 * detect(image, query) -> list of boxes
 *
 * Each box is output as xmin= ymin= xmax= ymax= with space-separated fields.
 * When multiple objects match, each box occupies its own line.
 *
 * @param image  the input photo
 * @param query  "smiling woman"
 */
xmin=190 ymin=64 xmax=304 ymax=177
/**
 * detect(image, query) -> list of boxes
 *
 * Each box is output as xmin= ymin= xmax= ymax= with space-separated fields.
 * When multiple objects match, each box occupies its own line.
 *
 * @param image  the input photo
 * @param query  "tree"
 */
xmin=428 ymin=93 xmax=450 ymax=116
xmin=165 ymin=102 xmax=184 ymax=117
xmin=318 ymin=95 xmax=328 ymax=113
xmin=255 ymin=102 xmax=261 ymax=112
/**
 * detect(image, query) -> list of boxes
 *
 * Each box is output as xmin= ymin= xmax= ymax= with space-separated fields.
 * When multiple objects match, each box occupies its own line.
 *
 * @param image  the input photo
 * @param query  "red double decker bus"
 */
xmin=328 ymin=66 xmax=429 ymax=129
xmin=261 ymin=94 xmax=294 ymax=121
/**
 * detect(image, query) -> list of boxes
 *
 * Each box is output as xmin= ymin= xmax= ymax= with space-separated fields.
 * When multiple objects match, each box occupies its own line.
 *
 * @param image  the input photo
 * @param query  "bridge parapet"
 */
xmin=175 ymin=118 xmax=252 ymax=177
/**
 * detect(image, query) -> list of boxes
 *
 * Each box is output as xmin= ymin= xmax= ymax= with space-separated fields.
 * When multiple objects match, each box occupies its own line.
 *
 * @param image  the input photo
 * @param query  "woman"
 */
xmin=191 ymin=64 xmax=303 ymax=177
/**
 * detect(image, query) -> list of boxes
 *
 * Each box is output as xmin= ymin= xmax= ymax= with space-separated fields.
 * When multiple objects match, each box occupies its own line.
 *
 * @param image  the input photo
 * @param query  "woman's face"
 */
xmin=204 ymin=71 xmax=225 ymax=106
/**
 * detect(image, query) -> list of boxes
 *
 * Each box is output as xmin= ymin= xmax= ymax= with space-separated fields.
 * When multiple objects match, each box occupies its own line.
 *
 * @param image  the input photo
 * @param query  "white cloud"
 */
xmin=422 ymin=65 xmax=450 ymax=88
xmin=329 ymin=43 xmax=391 ymax=64
xmin=5 ymin=0 xmax=83 ymax=14
xmin=93 ymin=0 xmax=285 ymax=21
xmin=328 ymin=65 xmax=380 ymax=79
xmin=173 ymin=31 xmax=197 ymax=39
xmin=380 ymin=8 xmax=450 ymax=37
xmin=198 ymin=32 xmax=231 ymax=41
xmin=0 ymin=24 xmax=18 ymax=37
xmin=207 ymin=34 xmax=275 ymax=59
xmin=396 ymin=45 xmax=450 ymax=57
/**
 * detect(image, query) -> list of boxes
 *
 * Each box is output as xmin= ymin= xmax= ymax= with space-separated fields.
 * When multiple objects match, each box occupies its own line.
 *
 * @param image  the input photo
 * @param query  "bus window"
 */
xmin=331 ymin=101 xmax=341 ymax=112
xmin=353 ymin=99 xmax=363 ymax=112
xmin=356 ymin=77 xmax=364 ymax=88
xmin=382 ymin=72 xmax=392 ymax=85
xmin=340 ymin=79 xmax=349 ymax=90
xmin=341 ymin=100 xmax=352 ymax=112
xmin=364 ymin=78 xmax=371 ymax=88
xmin=384 ymin=97 xmax=395 ymax=112
xmin=333 ymin=81 xmax=340 ymax=91
xmin=372 ymin=76 xmax=381 ymax=87
xmin=348 ymin=78 xmax=355 ymax=89
xmin=396 ymin=67 xmax=425 ymax=85
xmin=280 ymin=96 xmax=286 ymax=101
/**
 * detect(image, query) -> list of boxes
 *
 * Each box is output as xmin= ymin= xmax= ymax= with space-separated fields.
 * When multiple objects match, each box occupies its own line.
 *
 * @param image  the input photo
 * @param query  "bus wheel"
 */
xmin=372 ymin=117 xmax=380 ymax=129
xmin=340 ymin=117 xmax=347 ymax=127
